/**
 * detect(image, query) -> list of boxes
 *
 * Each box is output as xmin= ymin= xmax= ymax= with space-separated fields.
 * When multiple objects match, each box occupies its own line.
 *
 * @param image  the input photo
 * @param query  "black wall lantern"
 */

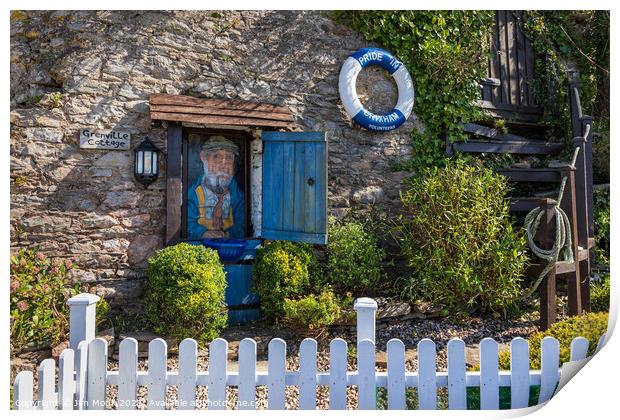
xmin=134 ymin=137 xmax=161 ymax=187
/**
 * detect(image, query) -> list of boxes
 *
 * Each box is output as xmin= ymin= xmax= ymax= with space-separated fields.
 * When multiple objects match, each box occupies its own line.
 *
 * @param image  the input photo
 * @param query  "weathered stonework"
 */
xmin=10 ymin=11 xmax=420 ymax=306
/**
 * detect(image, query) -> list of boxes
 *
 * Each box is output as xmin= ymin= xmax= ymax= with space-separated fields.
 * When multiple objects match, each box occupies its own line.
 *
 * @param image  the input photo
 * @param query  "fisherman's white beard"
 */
xmin=203 ymin=163 xmax=232 ymax=193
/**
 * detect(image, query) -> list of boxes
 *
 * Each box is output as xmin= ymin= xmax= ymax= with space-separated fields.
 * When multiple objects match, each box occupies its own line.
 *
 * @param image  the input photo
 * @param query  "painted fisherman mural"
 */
xmin=187 ymin=136 xmax=245 ymax=239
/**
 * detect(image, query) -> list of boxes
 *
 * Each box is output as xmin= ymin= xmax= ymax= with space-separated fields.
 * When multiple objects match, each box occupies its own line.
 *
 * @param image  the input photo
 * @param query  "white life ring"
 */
xmin=338 ymin=47 xmax=414 ymax=132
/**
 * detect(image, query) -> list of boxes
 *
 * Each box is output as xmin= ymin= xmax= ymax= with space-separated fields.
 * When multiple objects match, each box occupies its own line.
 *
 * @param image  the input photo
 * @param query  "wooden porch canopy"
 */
xmin=149 ymin=94 xmax=297 ymax=129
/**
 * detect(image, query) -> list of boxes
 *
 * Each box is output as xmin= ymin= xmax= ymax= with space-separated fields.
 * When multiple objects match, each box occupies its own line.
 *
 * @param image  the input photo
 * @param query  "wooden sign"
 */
xmin=79 ymin=129 xmax=131 ymax=150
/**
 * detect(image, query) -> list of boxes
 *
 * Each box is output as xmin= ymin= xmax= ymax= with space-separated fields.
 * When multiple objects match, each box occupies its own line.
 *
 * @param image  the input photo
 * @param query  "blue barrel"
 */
xmin=188 ymin=239 xmax=262 ymax=325
xmin=223 ymin=264 xmax=260 ymax=325
xmin=221 ymin=239 xmax=261 ymax=325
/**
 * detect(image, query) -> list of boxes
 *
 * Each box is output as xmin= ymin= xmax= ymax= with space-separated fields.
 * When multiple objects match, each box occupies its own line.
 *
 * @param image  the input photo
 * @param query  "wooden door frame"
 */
xmin=165 ymin=123 xmax=182 ymax=245
xmin=165 ymin=123 xmax=253 ymax=245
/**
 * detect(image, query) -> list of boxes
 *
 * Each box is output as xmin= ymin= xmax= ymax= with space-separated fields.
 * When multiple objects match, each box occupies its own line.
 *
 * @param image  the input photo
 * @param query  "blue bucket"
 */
xmin=202 ymin=238 xmax=248 ymax=263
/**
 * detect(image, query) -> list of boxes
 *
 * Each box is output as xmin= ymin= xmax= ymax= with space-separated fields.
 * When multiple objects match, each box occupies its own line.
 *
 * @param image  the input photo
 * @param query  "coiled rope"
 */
xmin=522 ymin=125 xmax=589 ymax=299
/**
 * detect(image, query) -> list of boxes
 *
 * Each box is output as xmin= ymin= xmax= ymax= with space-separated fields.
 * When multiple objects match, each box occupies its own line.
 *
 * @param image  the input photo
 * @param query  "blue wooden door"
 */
xmin=261 ymin=131 xmax=327 ymax=244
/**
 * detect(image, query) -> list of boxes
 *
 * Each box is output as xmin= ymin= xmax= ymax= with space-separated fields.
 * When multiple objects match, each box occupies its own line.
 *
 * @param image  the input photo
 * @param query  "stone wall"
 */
xmin=10 ymin=10 xmax=419 ymax=308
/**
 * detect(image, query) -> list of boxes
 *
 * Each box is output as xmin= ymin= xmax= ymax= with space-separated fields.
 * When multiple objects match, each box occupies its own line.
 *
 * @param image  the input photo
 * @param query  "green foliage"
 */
xmin=593 ymin=188 xmax=610 ymax=265
xmin=10 ymin=249 xmax=76 ymax=352
xmin=522 ymin=11 xmax=609 ymax=139
xmin=326 ymin=217 xmax=385 ymax=295
xmin=10 ymin=10 xmax=29 ymax=21
xmin=465 ymin=387 xmax=540 ymax=410
xmin=13 ymin=175 xmax=28 ymax=187
xmin=110 ymin=309 xmax=150 ymax=335
xmin=590 ymin=274 xmax=610 ymax=313
xmin=10 ymin=248 xmax=108 ymax=353
xmin=253 ymin=241 xmax=321 ymax=320
xmin=397 ymin=160 xmax=528 ymax=314
xmin=337 ymin=12 xmax=609 ymax=169
xmin=96 ymin=297 xmax=110 ymax=328
xmin=48 ymin=92 xmax=63 ymax=108
xmin=500 ymin=312 xmax=608 ymax=371
xmin=525 ymin=312 xmax=608 ymax=368
xmin=146 ymin=243 xmax=227 ymax=343
xmin=282 ymin=289 xmax=341 ymax=338
xmin=592 ymin=121 xmax=609 ymax=183
xmin=334 ymin=11 xmax=495 ymax=171
xmin=470 ymin=312 xmax=608 ymax=372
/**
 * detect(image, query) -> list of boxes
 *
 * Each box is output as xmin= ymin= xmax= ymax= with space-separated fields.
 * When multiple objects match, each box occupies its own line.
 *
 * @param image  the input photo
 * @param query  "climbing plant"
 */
xmin=335 ymin=11 xmax=609 ymax=173
xmin=523 ymin=11 xmax=609 ymax=124
xmin=522 ymin=11 xmax=609 ymax=177
xmin=333 ymin=11 xmax=495 ymax=172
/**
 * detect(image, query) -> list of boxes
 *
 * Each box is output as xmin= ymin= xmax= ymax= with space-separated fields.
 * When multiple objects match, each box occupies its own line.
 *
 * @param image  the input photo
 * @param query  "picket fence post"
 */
xmin=238 ymin=338 xmax=257 ymax=410
xmin=354 ymin=298 xmax=377 ymax=346
xmin=357 ymin=339 xmax=376 ymax=410
xmin=177 ymin=338 xmax=197 ymax=410
xmin=13 ymin=371 xmax=34 ymax=410
xmin=58 ymin=348 xmax=75 ymax=410
xmin=387 ymin=338 xmax=406 ymax=409
xmin=67 ymin=293 xmax=100 ymax=351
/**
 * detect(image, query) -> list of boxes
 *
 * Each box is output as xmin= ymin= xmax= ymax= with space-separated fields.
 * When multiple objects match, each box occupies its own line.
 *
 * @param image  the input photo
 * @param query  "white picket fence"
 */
xmin=12 ymin=294 xmax=607 ymax=410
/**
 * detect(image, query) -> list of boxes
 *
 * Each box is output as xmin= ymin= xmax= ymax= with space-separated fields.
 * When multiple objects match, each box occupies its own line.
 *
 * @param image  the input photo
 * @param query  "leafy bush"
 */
xmin=282 ymin=289 xmax=341 ymax=338
xmin=10 ymin=248 xmax=109 ymax=354
xmin=253 ymin=241 xmax=320 ymax=320
xmin=592 ymin=124 xmax=609 ymax=183
xmin=146 ymin=243 xmax=227 ymax=343
xmin=594 ymin=189 xmax=610 ymax=264
xmin=522 ymin=12 xmax=609 ymax=140
xmin=327 ymin=217 xmax=385 ymax=294
xmin=10 ymin=249 xmax=77 ymax=352
xmin=590 ymin=274 xmax=610 ymax=312
xmin=398 ymin=161 xmax=528 ymax=314
xmin=494 ymin=312 xmax=609 ymax=371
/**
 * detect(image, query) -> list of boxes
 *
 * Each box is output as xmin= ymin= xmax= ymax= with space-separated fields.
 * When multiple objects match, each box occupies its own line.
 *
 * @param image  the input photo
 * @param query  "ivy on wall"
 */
xmin=334 ymin=11 xmax=495 ymax=172
xmin=335 ymin=11 xmax=609 ymax=175
xmin=522 ymin=11 xmax=609 ymax=179
xmin=523 ymin=11 xmax=609 ymax=124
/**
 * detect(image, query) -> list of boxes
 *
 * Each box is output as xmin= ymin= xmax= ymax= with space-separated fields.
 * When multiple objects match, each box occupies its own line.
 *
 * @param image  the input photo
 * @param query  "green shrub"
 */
xmin=592 ymin=124 xmax=610 ymax=183
xmin=282 ymin=289 xmax=341 ymax=338
xmin=490 ymin=312 xmax=609 ymax=371
xmin=594 ymin=189 xmax=610 ymax=264
xmin=146 ymin=243 xmax=227 ymax=343
xmin=327 ymin=217 xmax=385 ymax=295
xmin=253 ymin=241 xmax=320 ymax=320
xmin=590 ymin=274 xmax=610 ymax=312
xmin=10 ymin=249 xmax=77 ymax=352
xmin=10 ymin=248 xmax=109 ymax=354
xmin=398 ymin=161 xmax=528 ymax=314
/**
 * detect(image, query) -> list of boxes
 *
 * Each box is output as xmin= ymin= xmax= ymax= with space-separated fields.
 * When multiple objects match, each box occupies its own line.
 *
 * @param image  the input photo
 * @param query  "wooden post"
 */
xmin=582 ymin=116 xmax=595 ymax=240
xmin=580 ymin=262 xmax=592 ymax=312
xmin=567 ymin=70 xmax=582 ymax=138
xmin=560 ymin=168 xmax=582 ymax=316
xmin=573 ymin=137 xmax=589 ymax=248
xmin=444 ymin=132 xmax=454 ymax=157
xmin=578 ymin=117 xmax=593 ymax=312
xmin=573 ymin=135 xmax=591 ymax=312
xmin=165 ymin=122 xmax=182 ymax=245
xmin=539 ymin=199 xmax=557 ymax=331
xmin=67 ymin=293 xmax=100 ymax=351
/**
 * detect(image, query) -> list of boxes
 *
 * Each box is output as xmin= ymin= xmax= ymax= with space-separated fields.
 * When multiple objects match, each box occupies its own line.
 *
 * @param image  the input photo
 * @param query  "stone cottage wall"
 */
xmin=10 ymin=10 xmax=418 ymax=309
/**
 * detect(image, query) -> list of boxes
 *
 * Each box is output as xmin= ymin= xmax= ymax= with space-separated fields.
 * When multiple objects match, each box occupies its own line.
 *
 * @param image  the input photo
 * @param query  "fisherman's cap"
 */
xmin=200 ymin=136 xmax=239 ymax=156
